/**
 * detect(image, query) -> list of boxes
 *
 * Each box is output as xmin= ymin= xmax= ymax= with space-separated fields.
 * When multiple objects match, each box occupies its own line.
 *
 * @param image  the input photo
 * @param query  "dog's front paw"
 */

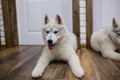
xmin=74 ymin=68 xmax=84 ymax=78
xmin=31 ymin=70 xmax=42 ymax=79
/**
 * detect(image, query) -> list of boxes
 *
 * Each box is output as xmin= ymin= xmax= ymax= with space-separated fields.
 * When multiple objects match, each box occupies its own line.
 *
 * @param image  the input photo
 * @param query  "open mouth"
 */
xmin=48 ymin=44 xmax=55 ymax=50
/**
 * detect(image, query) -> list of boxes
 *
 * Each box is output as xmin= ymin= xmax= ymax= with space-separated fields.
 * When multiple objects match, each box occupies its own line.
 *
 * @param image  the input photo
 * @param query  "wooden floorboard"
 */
xmin=0 ymin=46 xmax=120 ymax=80
xmin=0 ymin=46 xmax=44 ymax=80
xmin=87 ymin=49 xmax=120 ymax=80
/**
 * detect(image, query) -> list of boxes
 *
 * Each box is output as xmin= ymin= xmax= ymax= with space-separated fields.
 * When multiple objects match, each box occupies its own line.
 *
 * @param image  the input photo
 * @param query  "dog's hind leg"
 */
xmin=100 ymin=42 xmax=120 ymax=61
xmin=68 ymin=53 xmax=84 ymax=78
xmin=101 ymin=50 xmax=120 ymax=61
xmin=32 ymin=51 xmax=52 ymax=79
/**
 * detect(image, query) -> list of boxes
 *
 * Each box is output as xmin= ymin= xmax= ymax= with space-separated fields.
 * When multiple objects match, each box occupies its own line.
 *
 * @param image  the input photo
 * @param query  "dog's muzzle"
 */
xmin=47 ymin=40 xmax=55 ymax=50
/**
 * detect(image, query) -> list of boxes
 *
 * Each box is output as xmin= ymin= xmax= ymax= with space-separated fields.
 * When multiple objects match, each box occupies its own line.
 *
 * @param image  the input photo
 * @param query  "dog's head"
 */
xmin=41 ymin=14 xmax=67 ymax=50
xmin=111 ymin=18 xmax=120 ymax=45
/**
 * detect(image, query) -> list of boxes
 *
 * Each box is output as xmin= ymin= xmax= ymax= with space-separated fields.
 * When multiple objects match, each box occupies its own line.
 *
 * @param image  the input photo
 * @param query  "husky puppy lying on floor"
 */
xmin=32 ymin=14 xmax=84 ymax=79
xmin=91 ymin=18 xmax=120 ymax=61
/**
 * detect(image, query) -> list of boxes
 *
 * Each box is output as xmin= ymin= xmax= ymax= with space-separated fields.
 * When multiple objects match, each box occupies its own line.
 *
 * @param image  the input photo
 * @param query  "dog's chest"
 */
xmin=51 ymin=47 xmax=68 ymax=60
xmin=51 ymin=48 xmax=63 ymax=56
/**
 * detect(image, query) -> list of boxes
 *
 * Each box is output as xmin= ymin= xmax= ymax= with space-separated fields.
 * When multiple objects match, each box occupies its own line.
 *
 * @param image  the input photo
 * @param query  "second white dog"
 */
xmin=91 ymin=18 xmax=120 ymax=61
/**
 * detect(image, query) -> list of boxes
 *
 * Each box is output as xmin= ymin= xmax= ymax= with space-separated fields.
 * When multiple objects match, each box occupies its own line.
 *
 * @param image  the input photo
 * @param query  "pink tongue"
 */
xmin=48 ymin=44 xmax=55 ymax=50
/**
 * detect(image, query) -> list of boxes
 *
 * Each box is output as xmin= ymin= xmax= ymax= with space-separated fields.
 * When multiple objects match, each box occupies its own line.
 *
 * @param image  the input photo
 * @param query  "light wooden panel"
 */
xmin=86 ymin=0 xmax=93 ymax=49
xmin=73 ymin=0 xmax=81 ymax=49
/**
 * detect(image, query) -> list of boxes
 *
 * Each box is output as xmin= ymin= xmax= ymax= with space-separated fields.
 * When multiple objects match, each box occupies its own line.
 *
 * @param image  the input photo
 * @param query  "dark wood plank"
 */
xmin=2 ymin=0 xmax=18 ymax=48
xmin=0 ymin=29 xmax=1 ymax=49
xmin=72 ymin=0 xmax=81 ymax=49
xmin=86 ymin=0 xmax=93 ymax=49
xmin=0 ymin=46 xmax=44 ymax=80
xmin=42 ymin=62 xmax=68 ymax=80
xmin=1 ymin=0 xmax=11 ymax=48
xmin=0 ymin=46 xmax=27 ymax=58
xmin=88 ymin=49 xmax=120 ymax=80
xmin=80 ymin=49 xmax=101 ymax=80
xmin=1 ymin=46 xmax=43 ymax=80
xmin=0 ymin=46 xmax=120 ymax=80
xmin=8 ymin=0 xmax=18 ymax=47
xmin=64 ymin=66 xmax=79 ymax=80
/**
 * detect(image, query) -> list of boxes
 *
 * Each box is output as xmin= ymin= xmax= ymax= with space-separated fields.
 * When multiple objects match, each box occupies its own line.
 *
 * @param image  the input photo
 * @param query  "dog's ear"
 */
xmin=44 ymin=14 xmax=49 ymax=24
xmin=55 ymin=14 xmax=62 ymax=24
xmin=113 ymin=18 xmax=118 ymax=28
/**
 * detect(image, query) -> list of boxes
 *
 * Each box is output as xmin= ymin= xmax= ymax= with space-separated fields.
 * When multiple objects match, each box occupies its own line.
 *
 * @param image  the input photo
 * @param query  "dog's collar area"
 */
xmin=48 ymin=44 xmax=55 ymax=50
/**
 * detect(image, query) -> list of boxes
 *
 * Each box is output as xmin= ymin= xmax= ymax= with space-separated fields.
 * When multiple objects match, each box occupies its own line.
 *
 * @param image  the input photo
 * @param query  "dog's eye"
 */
xmin=117 ymin=33 xmax=120 ymax=36
xmin=54 ymin=31 xmax=59 ymax=34
xmin=46 ymin=31 xmax=49 ymax=34
xmin=116 ymin=33 xmax=120 ymax=38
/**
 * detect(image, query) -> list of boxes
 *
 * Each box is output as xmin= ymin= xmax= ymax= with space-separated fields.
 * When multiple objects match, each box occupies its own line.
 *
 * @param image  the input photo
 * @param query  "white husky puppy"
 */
xmin=91 ymin=18 xmax=120 ymax=61
xmin=32 ymin=14 xmax=84 ymax=79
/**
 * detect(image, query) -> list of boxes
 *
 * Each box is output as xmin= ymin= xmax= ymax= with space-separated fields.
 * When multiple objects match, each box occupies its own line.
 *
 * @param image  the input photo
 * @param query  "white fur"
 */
xmin=32 ymin=15 xmax=84 ymax=78
xmin=90 ymin=19 xmax=120 ymax=61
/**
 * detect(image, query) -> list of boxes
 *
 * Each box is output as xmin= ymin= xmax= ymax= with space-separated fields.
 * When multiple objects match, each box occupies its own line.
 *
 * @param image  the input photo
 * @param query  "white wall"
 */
xmin=61 ymin=0 xmax=73 ymax=32
xmin=93 ymin=0 xmax=120 ymax=31
xmin=26 ymin=0 xmax=72 ymax=32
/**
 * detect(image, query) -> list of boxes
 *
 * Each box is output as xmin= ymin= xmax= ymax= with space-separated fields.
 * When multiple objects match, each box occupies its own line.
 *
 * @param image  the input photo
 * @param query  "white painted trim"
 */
xmin=93 ymin=0 xmax=102 ymax=31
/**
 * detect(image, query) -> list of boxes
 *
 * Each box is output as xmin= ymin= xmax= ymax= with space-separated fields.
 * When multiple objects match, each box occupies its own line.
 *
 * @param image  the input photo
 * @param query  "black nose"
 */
xmin=47 ymin=40 xmax=53 ymax=44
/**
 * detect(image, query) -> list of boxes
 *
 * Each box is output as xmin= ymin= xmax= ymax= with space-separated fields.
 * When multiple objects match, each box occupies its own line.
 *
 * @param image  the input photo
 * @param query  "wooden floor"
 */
xmin=0 ymin=46 xmax=120 ymax=80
